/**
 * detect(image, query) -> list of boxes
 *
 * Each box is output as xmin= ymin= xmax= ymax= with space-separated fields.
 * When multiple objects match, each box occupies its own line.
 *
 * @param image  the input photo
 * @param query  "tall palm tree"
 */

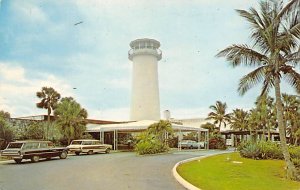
xmin=206 ymin=101 xmax=231 ymax=132
xmin=36 ymin=87 xmax=61 ymax=122
xmin=217 ymin=0 xmax=300 ymax=180
xmin=229 ymin=108 xmax=249 ymax=131
xmin=36 ymin=87 xmax=61 ymax=139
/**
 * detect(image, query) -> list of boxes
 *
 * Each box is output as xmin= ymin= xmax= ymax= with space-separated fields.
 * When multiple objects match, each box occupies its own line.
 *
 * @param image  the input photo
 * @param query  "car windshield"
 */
xmin=7 ymin=143 xmax=23 ymax=149
xmin=71 ymin=141 xmax=82 ymax=145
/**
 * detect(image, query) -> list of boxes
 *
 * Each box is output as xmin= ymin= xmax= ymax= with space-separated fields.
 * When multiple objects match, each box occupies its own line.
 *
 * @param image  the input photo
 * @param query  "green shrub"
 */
xmin=257 ymin=141 xmax=283 ymax=160
xmin=292 ymin=158 xmax=300 ymax=167
xmin=135 ymin=138 xmax=169 ymax=155
xmin=240 ymin=142 xmax=261 ymax=159
xmin=209 ymin=136 xmax=226 ymax=150
xmin=289 ymin=146 xmax=300 ymax=159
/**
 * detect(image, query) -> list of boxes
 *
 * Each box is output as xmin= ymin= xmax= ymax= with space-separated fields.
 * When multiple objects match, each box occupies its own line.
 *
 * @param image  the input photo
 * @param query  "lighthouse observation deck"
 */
xmin=128 ymin=38 xmax=162 ymax=61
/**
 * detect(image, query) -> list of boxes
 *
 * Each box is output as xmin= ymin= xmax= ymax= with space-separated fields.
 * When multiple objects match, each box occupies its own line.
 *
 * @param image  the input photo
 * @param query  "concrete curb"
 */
xmin=172 ymin=152 xmax=232 ymax=190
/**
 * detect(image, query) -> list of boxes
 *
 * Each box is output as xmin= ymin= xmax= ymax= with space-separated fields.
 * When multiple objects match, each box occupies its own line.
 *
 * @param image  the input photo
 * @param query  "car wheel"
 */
xmin=87 ymin=150 xmax=93 ymax=155
xmin=59 ymin=151 xmax=68 ymax=159
xmin=75 ymin=152 xmax=80 ymax=155
xmin=31 ymin=155 xmax=40 ymax=163
xmin=190 ymin=145 xmax=193 ymax=149
xmin=105 ymin=148 xmax=110 ymax=154
xmin=14 ymin=159 xmax=22 ymax=164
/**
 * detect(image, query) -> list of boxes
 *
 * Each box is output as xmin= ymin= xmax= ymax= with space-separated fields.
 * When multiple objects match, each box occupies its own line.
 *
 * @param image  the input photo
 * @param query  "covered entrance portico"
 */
xmin=86 ymin=120 xmax=209 ymax=150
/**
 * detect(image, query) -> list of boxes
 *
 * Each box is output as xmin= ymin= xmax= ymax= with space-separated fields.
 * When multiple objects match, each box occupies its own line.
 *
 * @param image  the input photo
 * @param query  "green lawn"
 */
xmin=177 ymin=153 xmax=300 ymax=190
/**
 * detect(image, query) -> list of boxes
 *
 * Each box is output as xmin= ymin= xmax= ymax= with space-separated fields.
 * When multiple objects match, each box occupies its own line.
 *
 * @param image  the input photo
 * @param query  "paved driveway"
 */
xmin=0 ymin=150 xmax=230 ymax=190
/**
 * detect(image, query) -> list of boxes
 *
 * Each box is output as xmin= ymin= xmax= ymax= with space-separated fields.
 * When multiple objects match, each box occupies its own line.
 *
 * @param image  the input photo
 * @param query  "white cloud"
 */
xmin=0 ymin=63 xmax=27 ymax=82
xmin=0 ymin=63 xmax=74 ymax=117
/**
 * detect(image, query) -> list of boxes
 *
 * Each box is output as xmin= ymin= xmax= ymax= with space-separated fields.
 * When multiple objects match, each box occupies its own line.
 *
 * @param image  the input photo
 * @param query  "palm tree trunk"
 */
xmin=47 ymin=108 xmax=51 ymax=140
xmin=274 ymin=76 xmax=298 ymax=180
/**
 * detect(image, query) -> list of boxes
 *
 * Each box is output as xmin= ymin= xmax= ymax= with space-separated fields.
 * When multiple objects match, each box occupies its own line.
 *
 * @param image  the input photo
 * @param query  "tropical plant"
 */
xmin=282 ymin=93 xmax=300 ymax=144
xmin=135 ymin=120 xmax=173 ymax=155
xmin=24 ymin=121 xmax=45 ymax=140
xmin=147 ymin=120 xmax=173 ymax=144
xmin=201 ymin=122 xmax=218 ymax=136
xmin=217 ymin=0 xmax=300 ymax=180
xmin=206 ymin=101 xmax=231 ymax=132
xmin=36 ymin=87 xmax=61 ymax=139
xmin=255 ymin=95 xmax=277 ymax=141
xmin=208 ymin=135 xmax=226 ymax=150
xmin=54 ymin=97 xmax=88 ymax=145
xmin=229 ymin=108 xmax=249 ymax=131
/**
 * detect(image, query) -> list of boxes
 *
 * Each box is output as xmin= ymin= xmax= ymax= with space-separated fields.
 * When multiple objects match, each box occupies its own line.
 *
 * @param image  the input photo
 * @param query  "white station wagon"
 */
xmin=67 ymin=139 xmax=112 ymax=155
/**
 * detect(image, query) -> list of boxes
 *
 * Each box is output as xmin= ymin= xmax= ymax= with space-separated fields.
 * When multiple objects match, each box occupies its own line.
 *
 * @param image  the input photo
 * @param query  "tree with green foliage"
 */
xmin=201 ymin=122 xmax=218 ymax=137
xmin=147 ymin=120 xmax=173 ymax=144
xmin=0 ymin=110 xmax=14 ymax=149
xmin=24 ymin=121 xmax=45 ymax=140
xmin=36 ymin=87 xmax=61 ymax=139
xmin=229 ymin=109 xmax=249 ymax=132
xmin=217 ymin=0 xmax=300 ymax=180
xmin=135 ymin=120 xmax=173 ymax=155
xmin=206 ymin=101 xmax=231 ymax=132
xmin=282 ymin=93 xmax=300 ymax=144
xmin=54 ymin=97 xmax=88 ymax=145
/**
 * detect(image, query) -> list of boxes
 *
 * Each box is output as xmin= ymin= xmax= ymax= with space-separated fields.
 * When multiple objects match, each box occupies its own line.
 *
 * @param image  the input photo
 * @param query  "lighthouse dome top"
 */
xmin=129 ymin=38 xmax=160 ymax=49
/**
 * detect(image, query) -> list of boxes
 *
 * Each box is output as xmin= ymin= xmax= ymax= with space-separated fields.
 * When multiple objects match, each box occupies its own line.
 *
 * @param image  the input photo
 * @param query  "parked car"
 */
xmin=67 ymin=139 xmax=112 ymax=155
xmin=179 ymin=140 xmax=205 ymax=149
xmin=0 ymin=140 xmax=68 ymax=163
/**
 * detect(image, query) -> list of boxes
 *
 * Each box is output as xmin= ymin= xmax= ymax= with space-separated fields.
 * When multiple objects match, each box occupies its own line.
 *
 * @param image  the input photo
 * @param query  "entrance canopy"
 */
xmin=86 ymin=120 xmax=208 ymax=133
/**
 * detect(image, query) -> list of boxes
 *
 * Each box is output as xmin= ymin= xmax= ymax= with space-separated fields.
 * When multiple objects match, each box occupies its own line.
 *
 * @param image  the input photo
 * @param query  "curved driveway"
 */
xmin=0 ymin=150 xmax=230 ymax=190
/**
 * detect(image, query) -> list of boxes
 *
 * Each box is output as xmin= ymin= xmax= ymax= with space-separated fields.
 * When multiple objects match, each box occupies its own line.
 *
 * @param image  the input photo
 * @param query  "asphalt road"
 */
xmin=0 ymin=150 xmax=229 ymax=190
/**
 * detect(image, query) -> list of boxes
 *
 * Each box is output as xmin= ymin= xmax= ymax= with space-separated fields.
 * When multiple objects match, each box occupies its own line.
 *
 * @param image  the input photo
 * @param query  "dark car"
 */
xmin=0 ymin=140 xmax=68 ymax=163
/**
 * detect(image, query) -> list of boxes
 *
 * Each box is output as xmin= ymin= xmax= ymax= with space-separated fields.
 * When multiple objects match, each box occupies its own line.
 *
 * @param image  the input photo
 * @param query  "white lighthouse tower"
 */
xmin=128 ymin=38 xmax=162 ymax=121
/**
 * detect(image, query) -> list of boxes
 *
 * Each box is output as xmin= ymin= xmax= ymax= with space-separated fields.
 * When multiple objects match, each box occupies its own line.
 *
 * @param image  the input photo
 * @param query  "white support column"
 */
xmin=113 ymin=130 xmax=116 ymax=150
xmin=178 ymin=129 xmax=182 ymax=151
xmin=206 ymin=131 xmax=209 ymax=150
xmin=116 ymin=130 xmax=118 ymax=150
xmin=198 ymin=130 xmax=200 ymax=150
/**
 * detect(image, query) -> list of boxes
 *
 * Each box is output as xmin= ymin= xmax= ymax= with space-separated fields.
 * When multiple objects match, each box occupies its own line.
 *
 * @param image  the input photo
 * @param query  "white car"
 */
xmin=179 ymin=140 xmax=205 ymax=149
xmin=67 ymin=139 xmax=112 ymax=155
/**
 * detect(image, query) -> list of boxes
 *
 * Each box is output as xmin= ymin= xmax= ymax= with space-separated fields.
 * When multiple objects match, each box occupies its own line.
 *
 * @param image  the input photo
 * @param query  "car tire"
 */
xmin=75 ymin=152 xmax=80 ymax=156
xmin=31 ymin=155 xmax=40 ymax=163
xmin=14 ymin=159 xmax=22 ymax=164
xmin=59 ymin=151 xmax=68 ymax=159
xmin=87 ymin=150 xmax=93 ymax=155
xmin=105 ymin=148 xmax=110 ymax=154
xmin=190 ymin=145 xmax=193 ymax=149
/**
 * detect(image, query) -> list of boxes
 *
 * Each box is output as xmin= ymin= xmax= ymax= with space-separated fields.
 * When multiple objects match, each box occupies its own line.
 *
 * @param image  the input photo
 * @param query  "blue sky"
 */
xmin=0 ymin=0 xmax=297 ymax=120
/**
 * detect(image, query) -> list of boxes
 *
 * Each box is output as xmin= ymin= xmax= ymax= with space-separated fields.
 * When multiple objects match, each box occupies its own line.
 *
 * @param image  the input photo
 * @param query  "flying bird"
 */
xmin=74 ymin=21 xmax=83 ymax=26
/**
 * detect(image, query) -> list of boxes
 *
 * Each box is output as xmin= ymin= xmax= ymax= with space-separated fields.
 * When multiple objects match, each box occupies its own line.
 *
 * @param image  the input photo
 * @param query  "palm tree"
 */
xmin=217 ymin=0 xmax=300 ymax=180
xmin=201 ymin=122 xmax=218 ymax=136
xmin=36 ymin=87 xmax=61 ymax=139
xmin=282 ymin=93 xmax=300 ymax=144
xmin=206 ymin=101 xmax=231 ymax=132
xmin=54 ymin=97 xmax=88 ymax=144
xmin=148 ymin=120 xmax=173 ymax=144
xmin=229 ymin=109 xmax=249 ymax=131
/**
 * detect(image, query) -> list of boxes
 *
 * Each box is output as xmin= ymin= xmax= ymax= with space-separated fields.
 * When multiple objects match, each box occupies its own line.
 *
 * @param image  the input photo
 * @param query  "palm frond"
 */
xmin=283 ymin=68 xmax=300 ymax=93
xmin=216 ymin=44 xmax=267 ymax=67
xmin=238 ymin=66 xmax=267 ymax=95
